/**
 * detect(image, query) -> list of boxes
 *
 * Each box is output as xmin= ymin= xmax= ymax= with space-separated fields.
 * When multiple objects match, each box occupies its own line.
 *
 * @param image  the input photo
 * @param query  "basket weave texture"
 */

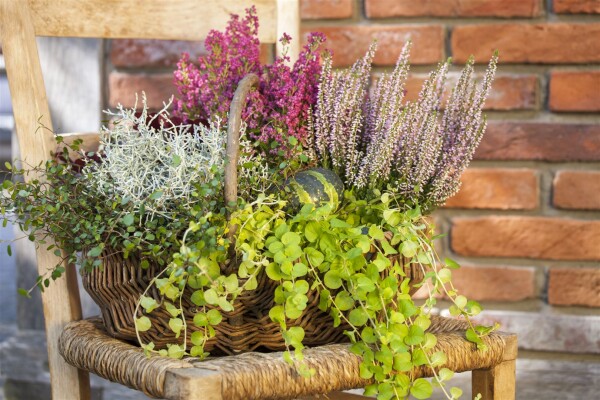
xmin=81 ymin=74 xmax=424 ymax=354
xmin=83 ymin=250 xmax=423 ymax=354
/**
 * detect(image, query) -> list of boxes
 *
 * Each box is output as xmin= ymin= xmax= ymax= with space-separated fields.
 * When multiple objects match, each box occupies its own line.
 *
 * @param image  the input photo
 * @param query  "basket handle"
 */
xmin=224 ymin=73 xmax=259 ymax=242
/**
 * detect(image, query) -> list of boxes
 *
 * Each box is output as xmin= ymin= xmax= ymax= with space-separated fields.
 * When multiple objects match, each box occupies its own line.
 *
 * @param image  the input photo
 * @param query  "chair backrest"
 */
xmin=0 ymin=1 xmax=299 ymax=399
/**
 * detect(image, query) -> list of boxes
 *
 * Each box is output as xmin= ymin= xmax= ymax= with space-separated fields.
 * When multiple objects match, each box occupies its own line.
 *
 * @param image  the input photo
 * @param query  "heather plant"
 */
xmin=174 ymin=7 xmax=326 ymax=160
xmin=313 ymin=41 xmax=498 ymax=212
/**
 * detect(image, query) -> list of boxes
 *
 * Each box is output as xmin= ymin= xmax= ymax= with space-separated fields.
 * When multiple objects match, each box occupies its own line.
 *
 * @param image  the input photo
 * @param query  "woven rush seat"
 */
xmin=58 ymin=316 xmax=517 ymax=400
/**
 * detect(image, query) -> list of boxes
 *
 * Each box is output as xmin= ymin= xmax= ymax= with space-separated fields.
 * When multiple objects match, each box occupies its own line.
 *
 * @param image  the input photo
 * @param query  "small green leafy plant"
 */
xmin=132 ymin=189 xmax=496 ymax=399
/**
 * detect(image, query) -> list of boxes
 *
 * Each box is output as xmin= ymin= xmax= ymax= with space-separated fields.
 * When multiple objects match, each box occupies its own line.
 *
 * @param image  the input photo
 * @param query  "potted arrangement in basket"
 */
xmin=1 ymin=7 xmax=499 ymax=400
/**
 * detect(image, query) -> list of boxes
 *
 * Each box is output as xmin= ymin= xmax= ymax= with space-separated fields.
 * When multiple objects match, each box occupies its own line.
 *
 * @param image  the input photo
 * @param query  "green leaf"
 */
xmin=223 ymin=274 xmax=239 ymax=292
xmin=122 ymin=213 xmax=134 ymax=227
xmin=245 ymin=275 xmax=258 ymax=290
xmin=269 ymin=305 xmax=285 ymax=323
xmin=268 ymin=240 xmax=284 ymax=254
xmin=438 ymin=368 xmax=454 ymax=382
xmin=139 ymin=295 xmax=158 ymax=313
xmin=286 ymin=326 xmax=305 ymax=344
xmin=266 ymin=263 xmax=283 ymax=280
xmin=466 ymin=328 xmax=483 ymax=345
xmin=217 ymin=297 xmax=234 ymax=312
xmin=190 ymin=290 xmax=206 ymax=306
xmin=135 ymin=316 xmax=151 ymax=332
xmin=87 ymin=245 xmax=103 ymax=258
xmin=445 ymin=257 xmax=461 ymax=269
xmin=381 ymin=239 xmax=398 ymax=256
xmin=450 ymin=386 xmax=463 ymax=399
xmin=404 ymin=325 xmax=424 ymax=345
xmin=204 ymin=289 xmax=219 ymax=305
xmin=430 ymin=351 xmax=447 ymax=367
xmin=398 ymin=299 xmax=417 ymax=318
xmin=149 ymin=191 xmax=163 ymax=200
xmin=281 ymin=232 xmax=301 ymax=247
xmin=193 ymin=312 xmax=208 ymax=327
xmin=164 ymin=302 xmax=181 ymax=317
xmin=438 ymin=268 xmax=452 ymax=283
xmin=305 ymin=247 xmax=324 ymax=266
xmin=324 ymin=270 xmax=343 ymax=289
xmin=334 ymin=291 xmax=354 ymax=311
xmin=206 ymin=309 xmax=222 ymax=325
xmin=410 ymin=378 xmax=433 ymax=399
xmin=414 ymin=315 xmax=431 ymax=331
xmin=348 ymin=308 xmax=369 ymax=326
xmin=167 ymin=344 xmax=185 ymax=359
xmin=393 ymin=353 xmax=412 ymax=372
xmin=359 ymin=363 xmax=373 ymax=379
xmin=304 ymin=221 xmax=320 ymax=243
xmin=292 ymin=263 xmax=308 ymax=278
xmin=383 ymin=209 xmax=401 ymax=226
xmin=411 ymin=348 xmax=428 ymax=366
xmin=368 ymin=225 xmax=385 ymax=240
xmin=455 ymin=295 xmax=467 ymax=310
xmin=400 ymin=240 xmax=418 ymax=258
xmin=355 ymin=275 xmax=375 ymax=293
xmin=284 ymin=244 xmax=303 ymax=260
xmin=345 ymin=247 xmax=363 ymax=259
xmin=330 ymin=218 xmax=351 ymax=228
xmin=377 ymin=382 xmax=394 ymax=400
xmin=169 ymin=318 xmax=183 ymax=337
xmin=191 ymin=331 xmax=204 ymax=346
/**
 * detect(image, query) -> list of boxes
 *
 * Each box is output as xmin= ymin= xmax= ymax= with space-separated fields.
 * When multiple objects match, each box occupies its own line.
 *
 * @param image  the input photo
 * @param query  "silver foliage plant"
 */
xmin=312 ymin=41 xmax=498 ymax=211
xmin=85 ymin=96 xmax=269 ymax=215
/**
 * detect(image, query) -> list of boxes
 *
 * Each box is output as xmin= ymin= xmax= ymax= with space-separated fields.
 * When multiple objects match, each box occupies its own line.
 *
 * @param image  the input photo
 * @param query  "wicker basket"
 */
xmin=81 ymin=74 xmax=424 ymax=355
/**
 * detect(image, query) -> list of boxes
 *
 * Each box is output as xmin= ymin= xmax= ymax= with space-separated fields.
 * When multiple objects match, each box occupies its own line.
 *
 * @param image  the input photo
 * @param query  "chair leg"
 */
xmin=472 ymin=359 xmax=516 ymax=400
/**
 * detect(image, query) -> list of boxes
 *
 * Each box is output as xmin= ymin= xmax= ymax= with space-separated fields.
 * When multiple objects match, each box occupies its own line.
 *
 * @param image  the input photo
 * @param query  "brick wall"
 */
xmin=106 ymin=0 xmax=600 ymax=355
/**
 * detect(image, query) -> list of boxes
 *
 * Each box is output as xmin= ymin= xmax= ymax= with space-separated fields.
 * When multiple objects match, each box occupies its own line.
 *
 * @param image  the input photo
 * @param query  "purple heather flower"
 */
xmin=311 ymin=42 xmax=498 ymax=212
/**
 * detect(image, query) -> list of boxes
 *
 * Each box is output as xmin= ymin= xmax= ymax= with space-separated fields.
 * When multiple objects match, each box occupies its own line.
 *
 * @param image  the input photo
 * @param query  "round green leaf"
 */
xmin=410 ymin=378 xmax=433 ymax=399
xmin=324 ymin=270 xmax=343 ymax=289
xmin=332 ymin=291 xmax=353 ymax=311
xmin=348 ymin=308 xmax=369 ymax=326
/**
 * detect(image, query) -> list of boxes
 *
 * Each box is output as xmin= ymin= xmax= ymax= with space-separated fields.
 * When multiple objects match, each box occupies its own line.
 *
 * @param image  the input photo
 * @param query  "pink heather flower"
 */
xmin=173 ymin=7 xmax=326 ymax=160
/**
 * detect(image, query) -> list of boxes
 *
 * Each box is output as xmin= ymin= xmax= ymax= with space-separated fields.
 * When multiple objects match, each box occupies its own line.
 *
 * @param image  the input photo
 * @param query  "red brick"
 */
xmin=301 ymin=0 xmax=353 ymax=19
xmin=444 ymin=168 xmax=538 ymax=210
xmin=549 ymin=71 xmax=600 ymax=112
xmin=554 ymin=0 xmax=600 ymax=14
xmin=450 ymin=265 xmax=536 ymax=301
xmin=366 ymin=0 xmax=541 ymax=18
xmin=111 ymin=39 xmax=206 ymax=68
xmin=451 ymin=23 xmax=600 ymax=64
xmin=110 ymin=40 xmax=271 ymax=68
xmin=548 ymin=268 xmax=600 ymax=307
xmin=475 ymin=123 xmax=600 ymax=162
xmin=553 ymin=170 xmax=600 ymax=210
xmin=109 ymin=73 xmax=175 ymax=109
xmin=307 ymin=25 xmax=444 ymax=67
xmin=403 ymin=74 xmax=537 ymax=110
xmin=452 ymin=217 xmax=600 ymax=261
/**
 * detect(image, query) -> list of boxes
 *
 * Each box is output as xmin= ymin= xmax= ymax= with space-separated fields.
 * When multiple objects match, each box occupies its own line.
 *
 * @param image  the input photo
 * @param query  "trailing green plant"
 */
xmin=134 ymin=190 xmax=496 ymax=399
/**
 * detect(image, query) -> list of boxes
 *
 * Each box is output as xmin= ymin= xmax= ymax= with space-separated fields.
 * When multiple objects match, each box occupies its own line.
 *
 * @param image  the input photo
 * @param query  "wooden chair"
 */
xmin=0 ymin=1 xmax=517 ymax=399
